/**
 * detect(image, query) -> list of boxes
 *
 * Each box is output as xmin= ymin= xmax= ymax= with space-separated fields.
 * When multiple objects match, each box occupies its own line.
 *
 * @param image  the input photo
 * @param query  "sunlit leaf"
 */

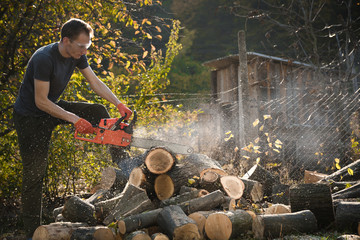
xmin=335 ymin=158 xmax=340 ymax=163
xmin=110 ymin=40 xmax=116 ymax=48
xmin=225 ymin=134 xmax=234 ymax=142
xmin=263 ymin=115 xmax=272 ymax=120
xmin=335 ymin=163 xmax=341 ymax=170
xmin=188 ymin=178 xmax=195 ymax=185
xmin=259 ymin=125 xmax=264 ymax=131
xmin=253 ymin=119 xmax=260 ymax=127
xmin=348 ymin=168 xmax=354 ymax=176
xmin=256 ymin=157 xmax=260 ymax=164
xmin=254 ymin=137 xmax=260 ymax=143
xmin=226 ymin=131 xmax=232 ymax=135
xmin=142 ymin=51 xmax=148 ymax=59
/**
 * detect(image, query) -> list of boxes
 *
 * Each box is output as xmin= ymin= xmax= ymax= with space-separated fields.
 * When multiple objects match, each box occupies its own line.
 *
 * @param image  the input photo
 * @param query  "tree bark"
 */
xmin=157 ymin=205 xmax=201 ymax=240
xmin=62 ymin=196 xmax=96 ymax=225
xmin=182 ymin=154 xmax=227 ymax=178
xmin=240 ymin=178 xmax=264 ymax=203
xmin=333 ymin=182 xmax=360 ymax=200
xmin=160 ymin=189 xmax=208 ymax=207
xmin=33 ymin=222 xmax=87 ymax=240
xmin=304 ymin=170 xmax=327 ymax=183
xmin=117 ymin=208 xmax=163 ymax=235
xmin=204 ymin=210 xmax=252 ymax=240
xmin=242 ymin=164 xmax=279 ymax=197
xmin=320 ymin=159 xmax=360 ymax=183
xmin=335 ymin=202 xmax=360 ymax=232
xmin=289 ymin=183 xmax=335 ymax=229
xmin=252 ymin=210 xmax=318 ymax=239
xmin=271 ymin=184 xmax=290 ymax=205
xmin=70 ymin=226 xmax=115 ymax=240
xmin=144 ymin=147 xmax=177 ymax=174
xmin=124 ymin=230 xmax=151 ymax=240
xmin=179 ymin=190 xmax=226 ymax=215
xmin=328 ymin=181 xmax=359 ymax=193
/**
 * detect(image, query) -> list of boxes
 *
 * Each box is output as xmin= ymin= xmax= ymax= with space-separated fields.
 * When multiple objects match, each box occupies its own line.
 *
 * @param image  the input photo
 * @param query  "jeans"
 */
xmin=13 ymin=100 xmax=112 ymax=238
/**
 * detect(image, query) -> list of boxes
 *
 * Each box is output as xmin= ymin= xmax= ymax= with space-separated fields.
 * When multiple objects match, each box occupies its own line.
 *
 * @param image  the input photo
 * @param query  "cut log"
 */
xmin=33 ymin=222 xmax=87 ymax=240
xmin=220 ymin=175 xmax=245 ymax=199
xmin=335 ymin=202 xmax=360 ymax=232
xmin=107 ymin=190 xmax=154 ymax=224
xmin=151 ymin=233 xmax=169 ymax=240
xmin=118 ymin=208 xmax=163 ymax=235
xmin=154 ymin=174 xmax=174 ymax=200
xmin=242 ymin=164 xmax=279 ymax=196
xmin=321 ymin=159 xmax=360 ymax=183
xmin=128 ymin=165 xmax=157 ymax=200
xmin=160 ymin=188 xmax=208 ymax=207
xmin=70 ymin=226 xmax=115 ymax=240
xmin=204 ymin=210 xmax=252 ymax=240
xmin=85 ymin=189 xmax=111 ymax=205
xmin=98 ymin=167 xmax=128 ymax=191
xmin=124 ymin=230 xmax=151 ymax=240
xmin=304 ymin=170 xmax=327 ymax=183
xmin=95 ymin=183 xmax=145 ymax=223
xmin=252 ymin=210 xmax=318 ymax=239
xmin=62 ymin=196 xmax=96 ymax=225
xmin=144 ymin=147 xmax=176 ymax=174
xmin=337 ymin=235 xmax=360 ymax=240
xmin=53 ymin=206 xmax=63 ymax=219
xmin=199 ymin=171 xmax=222 ymax=193
xmin=179 ymin=189 xmax=226 ymax=215
xmin=188 ymin=211 xmax=209 ymax=239
xmin=264 ymin=204 xmax=291 ymax=214
xmin=182 ymin=154 xmax=227 ymax=178
xmin=157 ymin=205 xmax=201 ymax=240
xmin=179 ymin=186 xmax=200 ymax=194
xmin=333 ymin=182 xmax=360 ymax=200
xmin=289 ymin=183 xmax=335 ymax=229
xmin=328 ymin=181 xmax=359 ymax=193
xmin=272 ymin=184 xmax=290 ymax=205
xmin=240 ymin=178 xmax=264 ymax=202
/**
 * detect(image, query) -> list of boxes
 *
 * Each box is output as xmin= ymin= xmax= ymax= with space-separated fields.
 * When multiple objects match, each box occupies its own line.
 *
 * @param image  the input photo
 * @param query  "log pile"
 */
xmin=33 ymin=149 xmax=360 ymax=240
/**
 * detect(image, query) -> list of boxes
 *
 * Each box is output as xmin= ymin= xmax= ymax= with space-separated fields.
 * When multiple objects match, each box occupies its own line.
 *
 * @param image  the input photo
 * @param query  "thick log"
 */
xmin=95 ymin=183 xmax=145 ymax=223
xmin=242 ymin=164 xmax=279 ymax=196
xmin=252 ymin=210 xmax=318 ymax=239
xmin=290 ymin=183 xmax=335 ymax=228
xmin=107 ymin=190 xmax=154 ymax=224
xmin=179 ymin=189 xmax=226 ymax=215
xmin=182 ymin=154 xmax=227 ymax=178
xmin=179 ymin=186 xmax=200 ymax=194
xmin=335 ymin=202 xmax=360 ymax=232
xmin=272 ymin=184 xmax=290 ymax=205
xmin=304 ymin=170 xmax=327 ymax=183
xmin=188 ymin=211 xmax=211 ymax=239
xmin=240 ymin=178 xmax=264 ymax=202
xmin=154 ymin=174 xmax=175 ymax=200
xmin=264 ymin=204 xmax=291 ymax=214
xmin=337 ymin=235 xmax=360 ymax=240
xmin=328 ymin=181 xmax=359 ymax=193
xmin=144 ymin=147 xmax=176 ymax=174
xmin=157 ymin=205 xmax=201 ymax=240
xmin=62 ymin=196 xmax=96 ymax=225
xmin=33 ymin=222 xmax=87 ymax=240
xmin=118 ymin=208 xmax=163 ymax=235
xmin=98 ymin=167 xmax=128 ymax=191
xmin=151 ymin=233 xmax=169 ymax=240
xmin=204 ymin=210 xmax=252 ymax=240
xmin=333 ymin=182 xmax=360 ymax=200
xmin=70 ymin=226 xmax=115 ymax=240
xmin=220 ymin=175 xmax=245 ymax=199
xmin=321 ymin=159 xmax=360 ymax=183
xmin=199 ymin=171 xmax=222 ymax=193
xmin=124 ymin=230 xmax=151 ymax=240
xmin=160 ymin=189 xmax=208 ymax=207
xmin=85 ymin=189 xmax=111 ymax=205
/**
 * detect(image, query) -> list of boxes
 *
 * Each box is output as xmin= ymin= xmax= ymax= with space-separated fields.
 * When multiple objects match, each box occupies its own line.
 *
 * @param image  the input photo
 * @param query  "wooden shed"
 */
xmin=201 ymin=32 xmax=353 ymax=176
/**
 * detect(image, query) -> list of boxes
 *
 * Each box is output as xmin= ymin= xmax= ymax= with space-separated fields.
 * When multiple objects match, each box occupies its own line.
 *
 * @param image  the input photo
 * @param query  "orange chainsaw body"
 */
xmin=74 ymin=118 xmax=132 ymax=147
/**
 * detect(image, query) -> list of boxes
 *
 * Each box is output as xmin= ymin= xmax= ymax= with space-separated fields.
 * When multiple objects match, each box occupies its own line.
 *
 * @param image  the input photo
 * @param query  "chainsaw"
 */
xmin=74 ymin=111 xmax=194 ymax=155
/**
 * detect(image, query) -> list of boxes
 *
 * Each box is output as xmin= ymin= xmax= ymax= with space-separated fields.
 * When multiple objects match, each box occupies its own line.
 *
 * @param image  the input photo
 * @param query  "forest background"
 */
xmin=1 ymin=0 xmax=359 ymax=235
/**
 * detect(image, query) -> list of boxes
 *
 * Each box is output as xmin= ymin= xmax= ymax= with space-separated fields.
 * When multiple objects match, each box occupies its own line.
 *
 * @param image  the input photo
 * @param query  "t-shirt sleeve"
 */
xmin=76 ymin=54 xmax=89 ymax=69
xmin=32 ymin=53 xmax=53 ymax=82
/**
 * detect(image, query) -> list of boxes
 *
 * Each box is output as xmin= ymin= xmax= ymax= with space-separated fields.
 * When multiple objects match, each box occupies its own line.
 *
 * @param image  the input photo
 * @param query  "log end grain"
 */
xmin=118 ymin=220 xmax=126 ymax=235
xmin=204 ymin=212 xmax=232 ymax=240
xmin=151 ymin=233 xmax=170 ymax=240
xmin=220 ymin=176 xmax=245 ymax=200
xmin=129 ymin=167 xmax=146 ymax=188
xmin=145 ymin=147 xmax=175 ymax=174
xmin=265 ymin=204 xmax=291 ymax=215
xmin=200 ymin=168 xmax=227 ymax=178
xmin=173 ymin=223 xmax=201 ymax=240
xmin=188 ymin=212 xmax=207 ymax=238
xmin=154 ymin=174 xmax=174 ymax=200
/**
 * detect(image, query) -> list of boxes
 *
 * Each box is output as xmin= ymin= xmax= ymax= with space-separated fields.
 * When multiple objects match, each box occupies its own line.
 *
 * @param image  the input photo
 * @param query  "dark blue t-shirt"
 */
xmin=14 ymin=42 xmax=89 ymax=116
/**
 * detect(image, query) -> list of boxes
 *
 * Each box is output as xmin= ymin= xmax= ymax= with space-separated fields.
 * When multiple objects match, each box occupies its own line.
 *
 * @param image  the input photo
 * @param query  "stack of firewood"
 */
xmin=32 ymin=148 xmax=360 ymax=240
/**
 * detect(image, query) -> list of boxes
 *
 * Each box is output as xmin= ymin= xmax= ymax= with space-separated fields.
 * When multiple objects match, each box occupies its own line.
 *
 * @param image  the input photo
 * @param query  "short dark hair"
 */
xmin=60 ymin=18 xmax=93 ymax=41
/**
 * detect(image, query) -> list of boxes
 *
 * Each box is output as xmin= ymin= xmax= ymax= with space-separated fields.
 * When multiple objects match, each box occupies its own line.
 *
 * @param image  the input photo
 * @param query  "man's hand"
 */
xmin=74 ymin=118 xmax=94 ymax=134
xmin=117 ymin=103 xmax=132 ymax=120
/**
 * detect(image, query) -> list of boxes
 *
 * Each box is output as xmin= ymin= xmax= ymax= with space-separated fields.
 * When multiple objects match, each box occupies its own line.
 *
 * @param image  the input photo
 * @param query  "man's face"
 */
xmin=65 ymin=32 xmax=91 ymax=59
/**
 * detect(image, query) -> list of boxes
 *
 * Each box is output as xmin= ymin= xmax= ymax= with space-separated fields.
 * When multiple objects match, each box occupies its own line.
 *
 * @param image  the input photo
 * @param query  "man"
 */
xmin=13 ymin=18 xmax=131 ymax=238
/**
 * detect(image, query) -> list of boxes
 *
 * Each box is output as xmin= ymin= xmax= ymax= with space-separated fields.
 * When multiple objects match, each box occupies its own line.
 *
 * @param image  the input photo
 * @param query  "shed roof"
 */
xmin=203 ymin=52 xmax=313 ymax=70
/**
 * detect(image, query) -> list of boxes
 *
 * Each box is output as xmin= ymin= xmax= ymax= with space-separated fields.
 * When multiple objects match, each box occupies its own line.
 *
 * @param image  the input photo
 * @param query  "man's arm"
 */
xmin=34 ymin=79 xmax=80 ymax=123
xmin=80 ymin=66 xmax=121 ymax=106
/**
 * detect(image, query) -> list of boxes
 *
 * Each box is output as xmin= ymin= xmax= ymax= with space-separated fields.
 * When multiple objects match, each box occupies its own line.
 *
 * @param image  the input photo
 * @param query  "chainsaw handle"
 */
xmin=111 ymin=113 xmax=127 ymax=130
